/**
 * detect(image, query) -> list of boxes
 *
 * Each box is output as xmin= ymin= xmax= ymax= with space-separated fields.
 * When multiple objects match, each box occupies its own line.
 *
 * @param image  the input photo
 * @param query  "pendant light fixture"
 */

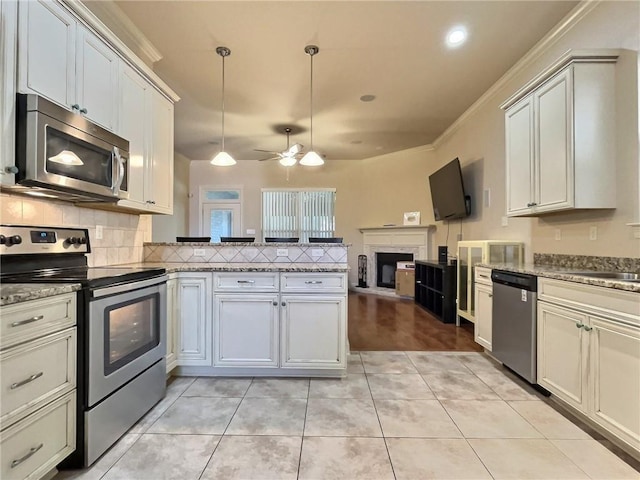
xmin=300 ymin=45 xmax=324 ymax=166
xmin=210 ymin=46 xmax=236 ymax=166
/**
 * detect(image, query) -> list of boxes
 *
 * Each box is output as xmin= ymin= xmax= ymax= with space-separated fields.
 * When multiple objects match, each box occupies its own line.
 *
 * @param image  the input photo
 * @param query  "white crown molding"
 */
xmin=78 ymin=0 xmax=163 ymax=65
xmin=432 ymin=0 xmax=600 ymax=150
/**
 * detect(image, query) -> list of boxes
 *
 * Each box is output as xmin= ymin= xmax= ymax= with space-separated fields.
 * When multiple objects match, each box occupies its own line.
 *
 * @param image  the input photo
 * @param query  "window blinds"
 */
xmin=262 ymin=189 xmax=335 ymax=242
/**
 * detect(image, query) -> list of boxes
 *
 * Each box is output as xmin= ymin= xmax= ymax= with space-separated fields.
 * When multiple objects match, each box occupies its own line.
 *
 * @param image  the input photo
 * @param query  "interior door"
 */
xmin=202 ymin=203 xmax=241 ymax=241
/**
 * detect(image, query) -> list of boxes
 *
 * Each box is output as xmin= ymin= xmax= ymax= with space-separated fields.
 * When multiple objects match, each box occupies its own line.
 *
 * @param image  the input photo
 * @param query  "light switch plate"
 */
xmin=276 ymin=248 xmax=288 ymax=257
xmin=246 ymin=228 xmax=256 ymax=234
xmin=555 ymin=229 xmax=562 ymax=241
xmin=589 ymin=226 xmax=597 ymax=241
xmin=501 ymin=216 xmax=508 ymax=227
xmin=194 ymin=249 xmax=206 ymax=257
xmin=311 ymin=248 xmax=324 ymax=257
xmin=95 ymin=225 xmax=103 ymax=240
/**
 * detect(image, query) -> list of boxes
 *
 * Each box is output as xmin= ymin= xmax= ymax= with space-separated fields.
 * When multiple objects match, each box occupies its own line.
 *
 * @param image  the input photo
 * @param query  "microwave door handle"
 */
xmin=112 ymin=147 xmax=125 ymax=194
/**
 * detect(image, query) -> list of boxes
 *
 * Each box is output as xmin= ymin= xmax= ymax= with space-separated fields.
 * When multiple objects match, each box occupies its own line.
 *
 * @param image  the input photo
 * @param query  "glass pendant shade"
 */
xmin=279 ymin=156 xmax=297 ymax=167
xmin=210 ymin=151 xmax=236 ymax=166
xmin=300 ymin=150 xmax=324 ymax=166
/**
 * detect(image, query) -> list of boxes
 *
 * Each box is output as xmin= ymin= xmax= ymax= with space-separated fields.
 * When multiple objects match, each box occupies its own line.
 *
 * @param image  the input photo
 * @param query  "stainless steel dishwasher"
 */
xmin=491 ymin=270 xmax=538 ymax=383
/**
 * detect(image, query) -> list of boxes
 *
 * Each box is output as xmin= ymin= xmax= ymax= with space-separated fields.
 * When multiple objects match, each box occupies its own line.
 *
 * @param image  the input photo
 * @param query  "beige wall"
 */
xmin=152 ymin=151 xmax=190 ymax=242
xmin=433 ymin=1 xmax=640 ymax=260
xmin=189 ymin=1 xmax=640 ymax=280
xmin=0 ymin=192 xmax=151 ymax=266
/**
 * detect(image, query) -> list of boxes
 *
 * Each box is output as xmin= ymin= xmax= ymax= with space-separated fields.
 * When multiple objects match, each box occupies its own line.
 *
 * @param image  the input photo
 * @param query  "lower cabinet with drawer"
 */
xmin=175 ymin=271 xmax=347 ymax=376
xmin=0 ymin=293 xmax=77 ymax=480
xmin=537 ymin=278 xmax=640 ymax=456
xmin=473 ymin=267 xmax=493 ymax=351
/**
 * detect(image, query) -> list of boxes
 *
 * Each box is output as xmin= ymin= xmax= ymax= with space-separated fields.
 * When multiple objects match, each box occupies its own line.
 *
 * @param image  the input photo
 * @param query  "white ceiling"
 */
xmin=102 ymin=1 xmax=578 ymax=161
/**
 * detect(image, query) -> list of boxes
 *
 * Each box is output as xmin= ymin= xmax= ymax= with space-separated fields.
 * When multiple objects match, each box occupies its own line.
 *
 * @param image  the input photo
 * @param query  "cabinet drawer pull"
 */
xmin=479 ymin=274 xmax=489 ymax=278
xmin=11 ymin=315 xmax=44 ymax=327
xmin=11 ymin=443 xmax=43 ymax=468
xmin=304 ymin=280 xmax=323 ymax=284
xmin=10 ymin=372 xmax=44 ymax=390
xmin=236 ymin=280 xmax=255 ymax=284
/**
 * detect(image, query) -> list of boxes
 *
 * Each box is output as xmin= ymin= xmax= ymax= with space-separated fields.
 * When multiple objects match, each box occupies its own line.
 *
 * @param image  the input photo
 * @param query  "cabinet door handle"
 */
xmin=272 ymin=301 xmax=278 ymax=306
xmin=575 ymin=322 xmax=584 ymax=329
xmin=305 ymin=280 xmax=323 ymax=284
xmin=11 ymin=315 xmax=44 ymax=327
xmin=10 ymin=372 xmax=43 ymax=390
xmin=281 ymin=301 xmax=286 ymax=307
xmin=237 ymin=280 xmax=255 ymax=284
xmin=11 ymin=443 xmax=43 ymax=468
xmin=583 ymin=325 xmax=592 ymax=332
xmin=80 ymin=107 xmax=88 ymax=114
xmin=488 ymin=294 xmax=493 ymax=298
xmin=71 ymin=104 xmax=80 ymax=110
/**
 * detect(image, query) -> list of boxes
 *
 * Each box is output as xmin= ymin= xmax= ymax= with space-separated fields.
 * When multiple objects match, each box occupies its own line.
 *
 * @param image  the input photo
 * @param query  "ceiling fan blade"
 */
xmin=254 ymin=149 xmax=279 ymax=154
xmin=258 ymin=156 xmax=279 ymax=162
xmin=286 ymin=143 xmax=303 ymax=156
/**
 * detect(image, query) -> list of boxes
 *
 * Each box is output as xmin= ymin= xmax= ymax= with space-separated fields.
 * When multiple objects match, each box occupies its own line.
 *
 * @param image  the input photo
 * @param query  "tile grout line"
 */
xmin=364 ymin=372 xmax=398 ymax=480
xmin=296 ymin=378 xmax=312 ymax=480
xmin=196 ymin=376 xmax=256 ymax=480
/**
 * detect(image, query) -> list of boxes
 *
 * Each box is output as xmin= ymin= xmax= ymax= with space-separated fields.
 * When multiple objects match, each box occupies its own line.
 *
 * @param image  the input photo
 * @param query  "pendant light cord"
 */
xmin=309 ymin=51 xmax=314 ymax=151
xmin=221 ymin=52 xmax=226 ymax=152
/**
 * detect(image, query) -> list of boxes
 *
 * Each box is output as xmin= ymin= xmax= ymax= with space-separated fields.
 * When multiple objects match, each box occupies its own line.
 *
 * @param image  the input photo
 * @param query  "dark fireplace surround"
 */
xmin=376 ymin=252 xmax=413 ymax=288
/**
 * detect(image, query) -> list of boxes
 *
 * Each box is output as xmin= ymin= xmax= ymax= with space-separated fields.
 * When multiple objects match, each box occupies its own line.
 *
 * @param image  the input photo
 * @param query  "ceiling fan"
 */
xmin=255 ymin=127 xmax=304 ymax=166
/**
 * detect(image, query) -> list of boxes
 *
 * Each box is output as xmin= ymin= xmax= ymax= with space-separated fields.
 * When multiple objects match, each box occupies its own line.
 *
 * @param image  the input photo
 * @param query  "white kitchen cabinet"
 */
xmin=456 ymin=241 xmax=523 ymax=325
xmin=537 ymin=301 xmax=588 ymax=411
xmin=501 ymin=50 xmax=618 ymax=216
xmin=0 ymin=0 xmax=18 ymax=186
xmin=0 ymin=293 xmax=77 ymax=480
xmin=280 ymin=295 xmax=346 ymax=368
xmin=214 ymin=294 xmax=279 ymax=367
xmin=17 ymin=0 xmax=119 ymax=131
xmin=176 ymin=273 xmax=212 ymax=367
xmin=116 ymin=63 xmax=174 ymax=214
xmin=165 ymin=275 xmax=178 ymax=373
xmin=537 ymin=278 xmax=640 ymax=454
xmin=473 ymin=267 xmax=493 ymax=351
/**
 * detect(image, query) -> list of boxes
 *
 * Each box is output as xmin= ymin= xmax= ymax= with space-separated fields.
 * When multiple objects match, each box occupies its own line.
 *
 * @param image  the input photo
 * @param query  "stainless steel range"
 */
xmin=0 ymin=225 xmax=167 ymax=467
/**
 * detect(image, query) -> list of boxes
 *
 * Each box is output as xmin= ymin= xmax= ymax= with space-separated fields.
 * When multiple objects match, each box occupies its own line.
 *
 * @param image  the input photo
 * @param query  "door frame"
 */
xmin=197 ymin=185 xmax=243 ymax=238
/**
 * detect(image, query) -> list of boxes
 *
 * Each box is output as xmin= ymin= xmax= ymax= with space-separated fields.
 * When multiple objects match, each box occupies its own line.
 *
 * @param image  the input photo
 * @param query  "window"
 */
xmin=262 ymin=189 xmax=336 ymax=242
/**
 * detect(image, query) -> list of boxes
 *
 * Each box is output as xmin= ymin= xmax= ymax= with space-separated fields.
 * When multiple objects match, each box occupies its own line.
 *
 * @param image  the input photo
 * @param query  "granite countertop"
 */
xmin=0 ymin=283 xmax=82 ymax=307
xmin=145 ymin=242 xmax=351 ymax=247
xmin=478 ymin=262 xmax=640 ymax=293
xmin=126 ymin=262 xmax=349 ymax=273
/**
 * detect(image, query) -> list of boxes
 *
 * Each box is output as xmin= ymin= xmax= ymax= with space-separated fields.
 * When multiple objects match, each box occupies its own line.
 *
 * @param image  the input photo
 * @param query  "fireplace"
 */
xmin=376 ymin=252 xmax=413 ymax=288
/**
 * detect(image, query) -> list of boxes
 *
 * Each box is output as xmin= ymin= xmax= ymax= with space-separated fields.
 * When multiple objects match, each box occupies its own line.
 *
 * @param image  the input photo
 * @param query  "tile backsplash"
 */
xmin=0 ymin=193 xmax=151 ymax=267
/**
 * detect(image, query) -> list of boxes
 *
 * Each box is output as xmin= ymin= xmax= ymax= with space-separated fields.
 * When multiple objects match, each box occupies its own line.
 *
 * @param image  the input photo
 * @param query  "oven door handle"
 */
xmin=92 ymin=275 xmax=168 ymax=298
xmin=111 ymin=146 xmax=125 ymax=195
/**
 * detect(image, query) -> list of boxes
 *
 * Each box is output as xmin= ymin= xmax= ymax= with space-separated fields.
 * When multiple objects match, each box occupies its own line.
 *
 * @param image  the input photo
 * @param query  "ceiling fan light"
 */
xmin=210 ymin=151 xmax=236 ymax=166
xmin=279 ymin=156 xmax=297 ymax=167
xmin=300 ymin=150 xmax=324 ymax=166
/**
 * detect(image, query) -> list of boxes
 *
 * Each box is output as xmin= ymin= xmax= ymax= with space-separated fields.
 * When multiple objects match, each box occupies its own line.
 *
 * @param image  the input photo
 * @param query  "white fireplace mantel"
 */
xmin=359 ymin=225 xmax=435 ymax=294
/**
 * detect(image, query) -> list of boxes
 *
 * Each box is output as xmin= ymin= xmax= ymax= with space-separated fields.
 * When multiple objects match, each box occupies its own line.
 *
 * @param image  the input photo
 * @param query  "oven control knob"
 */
xmin=78 ymin=237 xmax=88 ymax=245
xmin=67 ymin=237 xmax=78 ymax=245
xmin=7 ymin=235 xmax=22 ymax=246
xmin=0 ymin=235 xmax=5 ymax=245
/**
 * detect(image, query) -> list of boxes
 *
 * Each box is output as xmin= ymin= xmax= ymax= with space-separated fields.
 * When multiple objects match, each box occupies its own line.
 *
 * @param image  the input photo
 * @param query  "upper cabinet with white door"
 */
xmin=17 ymin=0 xmax=119 ymax=131
xmin=501 ymin=50 xmax=618 ymax=217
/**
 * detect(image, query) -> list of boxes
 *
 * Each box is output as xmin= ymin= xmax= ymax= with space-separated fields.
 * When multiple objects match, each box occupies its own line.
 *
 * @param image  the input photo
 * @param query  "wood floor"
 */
xmin=347 ymin=291 xmax=482 ymax=352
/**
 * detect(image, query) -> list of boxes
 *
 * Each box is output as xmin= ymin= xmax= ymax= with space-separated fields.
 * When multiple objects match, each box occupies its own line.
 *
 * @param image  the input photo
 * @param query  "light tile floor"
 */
xmin=56 ymin=352 xmax=640 ymax=480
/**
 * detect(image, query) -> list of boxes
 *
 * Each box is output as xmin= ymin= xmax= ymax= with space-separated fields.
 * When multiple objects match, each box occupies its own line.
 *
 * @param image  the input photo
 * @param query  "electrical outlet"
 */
xmin=501 ymin=216 xmax=508 ymax=227
xmin=276 ymin=248 xmax=289 ymax=257
xmin=311 ymin=248 xmax=324 ymax=257
xmin=246 ymin=228 xmax=256 ymax=234
xmin=555 ymin=229 xmax=562 ymax=241
xmin=95 ymin=225 xmax=103 ymax=240
xmin=589 ymin=226 xmax=598 ymax=241
xmin=193 ymin=249 xmax=206 ymax=257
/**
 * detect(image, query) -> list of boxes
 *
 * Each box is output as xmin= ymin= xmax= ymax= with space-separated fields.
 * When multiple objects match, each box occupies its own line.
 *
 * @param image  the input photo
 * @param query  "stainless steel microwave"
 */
xmin=13 ymin=94 xmax=129 ymax=202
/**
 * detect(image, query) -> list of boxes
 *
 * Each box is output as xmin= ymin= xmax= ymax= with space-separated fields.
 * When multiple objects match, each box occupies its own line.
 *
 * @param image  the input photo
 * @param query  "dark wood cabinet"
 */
xmin=414 ymin=260 xmax=457 ymax=323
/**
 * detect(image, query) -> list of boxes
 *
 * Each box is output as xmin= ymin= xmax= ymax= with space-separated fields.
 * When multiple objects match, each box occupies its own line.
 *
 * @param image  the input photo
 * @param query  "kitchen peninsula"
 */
xmin=141 ymin=241 xmax=349 ymax=378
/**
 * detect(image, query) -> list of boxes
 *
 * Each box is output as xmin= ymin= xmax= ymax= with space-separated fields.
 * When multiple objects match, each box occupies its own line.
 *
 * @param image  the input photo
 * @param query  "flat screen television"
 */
xmin=428 ymin=157 xmax=471 ymax=221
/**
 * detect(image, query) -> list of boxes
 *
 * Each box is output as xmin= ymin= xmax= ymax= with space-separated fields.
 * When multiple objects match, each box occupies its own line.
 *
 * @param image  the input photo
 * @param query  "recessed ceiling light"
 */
xmin=350 ymin=140 xmax=363 ymax=144
xmin=446 ymin=26 xmax=467 ymax=48
xmin=360 ymin=94 xmax=376 ymax=102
